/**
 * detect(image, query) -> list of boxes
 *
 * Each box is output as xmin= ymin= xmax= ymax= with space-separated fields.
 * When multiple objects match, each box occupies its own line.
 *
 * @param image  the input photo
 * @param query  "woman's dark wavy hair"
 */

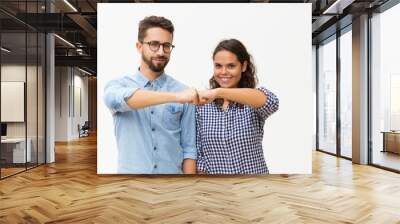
xmin=210 ymin=39 xmax=258 ymax=107
xmin=210 ymin=39 xmax=258 ymax=90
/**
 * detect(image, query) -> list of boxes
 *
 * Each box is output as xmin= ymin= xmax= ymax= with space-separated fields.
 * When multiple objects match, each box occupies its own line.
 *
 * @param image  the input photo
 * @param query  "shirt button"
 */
xmin=154 ymin=165 xmax=157 ymax=169
xmin=152 ymin=128 xmax=155 ymax=131
xmin=153 ymin=146 xmax=157 ymax=151
xmin=151 ymin=111 xmax=154 ymax=114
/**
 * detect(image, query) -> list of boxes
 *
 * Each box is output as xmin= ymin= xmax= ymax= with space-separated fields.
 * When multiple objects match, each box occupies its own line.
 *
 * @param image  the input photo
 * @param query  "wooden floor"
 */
xmin=1 ymin=135 xmax=400 ymax=223
xmin=0 ymin=167 xmax=26 ymax=178
xmin=1 ymin=163 xmax=45 ymax=178
xmin=373 ymin=151 xmax=400 ymax=171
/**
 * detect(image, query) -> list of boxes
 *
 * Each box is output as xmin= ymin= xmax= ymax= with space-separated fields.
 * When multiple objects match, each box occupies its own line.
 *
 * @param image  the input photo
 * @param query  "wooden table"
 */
xmin=381 ymin=131 xmax=400 ymax=154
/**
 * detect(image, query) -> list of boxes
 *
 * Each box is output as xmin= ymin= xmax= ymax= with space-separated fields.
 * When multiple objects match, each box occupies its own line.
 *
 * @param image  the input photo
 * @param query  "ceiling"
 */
xmin=0 ymin=0 xmax=393 ymax=75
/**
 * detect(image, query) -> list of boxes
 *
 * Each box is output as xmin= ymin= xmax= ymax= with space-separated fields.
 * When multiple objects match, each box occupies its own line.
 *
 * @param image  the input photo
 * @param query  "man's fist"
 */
xmin=176 ymin=88 xmax=199 ymax=105
xmin=197 ymin=89 xmax=219 ymax=105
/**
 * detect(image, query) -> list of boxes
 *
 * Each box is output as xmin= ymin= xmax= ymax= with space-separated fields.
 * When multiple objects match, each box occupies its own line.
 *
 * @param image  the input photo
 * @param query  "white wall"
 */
xmin=55 ymin=66 xmax=68 ymax=141
xmin=1 ymin=63 xmax=45 ymax=164
xmin=1 ymin=65 xmax=37 ymax=138
xmin=1 ymin=65 xmax=25 ymax=129
xmin=1 ymin=65 xmax=27 ymax=142
xmin=74 ymin=72 xmax=89 ymax=133
xmin=98 ymin=3 xmax=313 ymax=174
xmin=55 ymin=67 xmax=89 ymax=141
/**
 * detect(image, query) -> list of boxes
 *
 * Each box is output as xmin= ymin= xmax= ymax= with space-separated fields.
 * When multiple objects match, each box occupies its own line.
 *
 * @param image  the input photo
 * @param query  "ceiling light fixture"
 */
xmin=1 ymin=47 xmax=11 ymax=53
xmin=63 ymin=0 xmax=78 ymax=12
xmin=54 ymin=34 xmax=75 ymax=48
xmin=78 ymin=67 xmax=93 ymax=76
xmin=322 ymin=0 xmax=355 ymax=15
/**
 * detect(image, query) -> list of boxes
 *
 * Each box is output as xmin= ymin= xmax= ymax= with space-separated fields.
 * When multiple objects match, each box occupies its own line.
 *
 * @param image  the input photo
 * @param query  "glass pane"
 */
xmin=25 ymin=0 xmax=39 ymax=170
xmin=27 ymin=31 xmax=38 ymax=169
xmin=38 ymin=32 xmax=45 ymax=165
xmin=371 ymin=4 xmax=400 ymax=171
xmin=313 ymin=45 xmax=317 ymax=150
xmin=0 ymin=1 xmax=46 ymax=178
xmin=340 ymin=29 xmax=352 ymax=158
xmin=318 ymin=37 xmax=337 ymax=154
xmin=1 ymin=31 xmax=27 ymax=177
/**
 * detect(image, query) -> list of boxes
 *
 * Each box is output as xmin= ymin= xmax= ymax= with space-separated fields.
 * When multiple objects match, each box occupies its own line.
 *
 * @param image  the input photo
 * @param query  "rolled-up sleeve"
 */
xmin=180 ymin=103 xmax=197 ymax=160
xmin=103 ymin=79 xmax=139 ymax=114
xmin=255 ymin=87 xmax=279 ymax=121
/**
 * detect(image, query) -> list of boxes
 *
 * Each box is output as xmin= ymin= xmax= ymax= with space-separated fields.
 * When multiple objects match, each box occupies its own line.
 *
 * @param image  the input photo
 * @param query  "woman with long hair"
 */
xmin=196 ymin=39 xmax=279 ymax=174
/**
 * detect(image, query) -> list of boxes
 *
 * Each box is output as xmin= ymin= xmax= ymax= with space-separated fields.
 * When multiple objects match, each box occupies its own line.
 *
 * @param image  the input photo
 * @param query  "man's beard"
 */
xmin=142 ymin=54 xmax=169 ymax=73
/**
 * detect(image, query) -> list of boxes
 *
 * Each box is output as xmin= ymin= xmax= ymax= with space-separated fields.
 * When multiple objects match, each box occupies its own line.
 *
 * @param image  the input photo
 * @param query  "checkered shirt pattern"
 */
xmin=196 ymin=87 xmax=279 ymax=174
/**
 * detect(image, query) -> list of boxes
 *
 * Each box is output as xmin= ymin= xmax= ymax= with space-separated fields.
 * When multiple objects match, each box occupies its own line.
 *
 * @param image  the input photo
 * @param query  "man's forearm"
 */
xmin=182 ymin=159 xmax=196 ymax=174
xmin=126 ymin=89 xmax=179 ymax=109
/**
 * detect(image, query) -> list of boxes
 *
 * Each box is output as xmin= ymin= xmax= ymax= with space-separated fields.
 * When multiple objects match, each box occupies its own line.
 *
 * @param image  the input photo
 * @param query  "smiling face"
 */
xmin=213 ymin=50 xmax=247 ymax=88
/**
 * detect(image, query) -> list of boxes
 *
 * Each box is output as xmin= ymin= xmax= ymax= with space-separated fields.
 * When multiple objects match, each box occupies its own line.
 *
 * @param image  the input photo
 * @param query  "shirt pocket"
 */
xmin=162 ymin=103 xmax=184 ymax=130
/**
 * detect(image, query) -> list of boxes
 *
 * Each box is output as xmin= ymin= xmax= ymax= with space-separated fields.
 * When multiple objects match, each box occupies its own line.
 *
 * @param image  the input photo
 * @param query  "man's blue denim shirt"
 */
xmin=103 ymin=71 xmax=197 ymax=174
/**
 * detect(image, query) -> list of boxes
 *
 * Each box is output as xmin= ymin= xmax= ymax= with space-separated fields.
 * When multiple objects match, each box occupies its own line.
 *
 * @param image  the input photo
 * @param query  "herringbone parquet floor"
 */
xmin=1 ymin=134 xmax=400 ymax=224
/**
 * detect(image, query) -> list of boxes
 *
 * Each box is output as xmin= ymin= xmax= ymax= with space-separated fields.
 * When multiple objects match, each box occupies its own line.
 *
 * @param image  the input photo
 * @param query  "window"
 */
xmin=340 ymin=28 xmax=352 ymax=158
xmin=318 ymin=36 xmax=337 ymax=155
xmin=371 ymin=2 xmax=400 ymax=171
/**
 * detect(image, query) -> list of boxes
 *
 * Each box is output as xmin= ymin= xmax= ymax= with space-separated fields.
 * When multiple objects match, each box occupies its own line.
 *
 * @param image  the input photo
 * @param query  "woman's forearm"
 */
xmin=215 ymin=88 xmax=267 ymax=108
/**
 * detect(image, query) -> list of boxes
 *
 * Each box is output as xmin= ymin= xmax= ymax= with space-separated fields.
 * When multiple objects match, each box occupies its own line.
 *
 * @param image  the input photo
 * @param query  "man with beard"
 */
xmin=104 ymin=16 xmax=198 ymax=174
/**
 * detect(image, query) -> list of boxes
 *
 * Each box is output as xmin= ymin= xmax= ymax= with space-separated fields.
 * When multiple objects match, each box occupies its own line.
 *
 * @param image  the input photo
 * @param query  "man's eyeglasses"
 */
xmin=142 ymin=41 xmax=175 ymax=53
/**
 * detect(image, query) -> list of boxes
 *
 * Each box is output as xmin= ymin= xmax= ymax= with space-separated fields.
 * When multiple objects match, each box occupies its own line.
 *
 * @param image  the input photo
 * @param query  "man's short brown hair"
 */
xmin=138 ymin=16 xmax=174 ymax=42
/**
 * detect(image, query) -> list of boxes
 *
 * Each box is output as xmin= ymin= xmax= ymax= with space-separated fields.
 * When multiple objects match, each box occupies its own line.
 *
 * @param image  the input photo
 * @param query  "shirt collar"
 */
xmin=133 ymin=68 xmax=167 ymax=88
